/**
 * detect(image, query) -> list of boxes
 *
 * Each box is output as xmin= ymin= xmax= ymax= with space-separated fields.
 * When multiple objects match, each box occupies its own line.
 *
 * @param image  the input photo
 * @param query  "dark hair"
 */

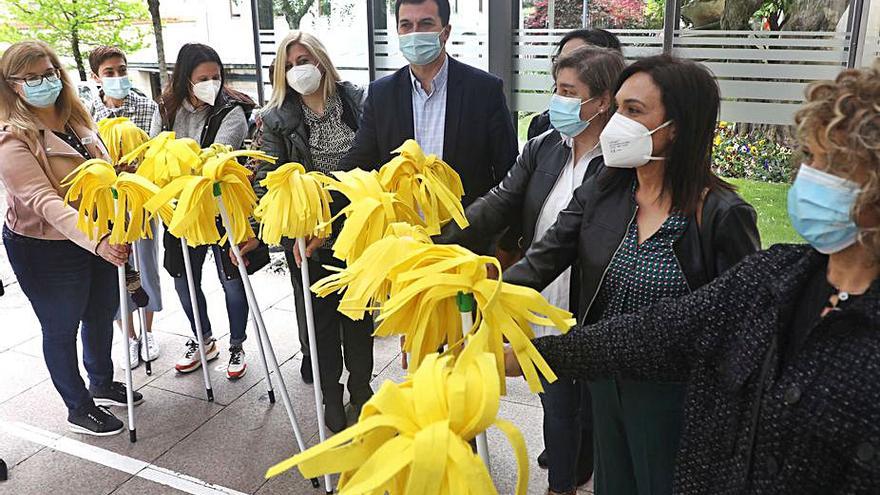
xmin=160 ymin=43 xmax=225 ymax=125
xmin=395 ymin=0 xmax=451 ymax=26
xmin=88 ymin=46 xmax=127 ymax=75
xmin=604 ymin=55 xmax=730 ymax=215
xmin=554 ymin=29 xmax=622 ymax=60
xmin=554 ymin=46 xmax=625 ymax=102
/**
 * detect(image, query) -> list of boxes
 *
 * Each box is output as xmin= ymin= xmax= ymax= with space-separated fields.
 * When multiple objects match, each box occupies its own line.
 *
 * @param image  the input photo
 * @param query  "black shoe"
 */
xmin=67 ymin=403 xmax=124 ymax=436
xmin=324 ymin=399 xmax=347 ymax=433
xmin=90 ymin=381 xmax=144 ymax=407
xmin=538 ymin=448 xmax=548 ymax=469
xmin=300 ymin=358 xmax=313 ymax=384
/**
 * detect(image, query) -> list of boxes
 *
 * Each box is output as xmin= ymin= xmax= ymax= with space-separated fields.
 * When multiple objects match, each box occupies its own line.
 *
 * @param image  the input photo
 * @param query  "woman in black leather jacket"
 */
xmin=507 ymin=62 xmax=880 ymax=494
xmin=255 ymin=31 xmax=371 ymax=433
xmin=440 ymin=46 xmax=624 ymax=495
xmin=503 ymin=56 xmax=761 ymax=495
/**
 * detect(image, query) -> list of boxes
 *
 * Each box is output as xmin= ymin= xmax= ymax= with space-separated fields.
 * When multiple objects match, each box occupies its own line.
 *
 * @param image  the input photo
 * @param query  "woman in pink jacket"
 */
xmin=0 ymin=41 xmax=143 ymax=436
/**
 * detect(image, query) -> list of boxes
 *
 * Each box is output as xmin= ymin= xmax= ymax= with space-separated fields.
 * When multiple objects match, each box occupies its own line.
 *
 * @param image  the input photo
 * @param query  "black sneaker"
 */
xmin=300 ymin=358 xmax=313 ymax=384
xmin=90 ymin=381 xmax=144 ymax=407
xmin=538 ymin=449 xmax=548 ymax=469
xmin=324 ymin=399 xmax=347 ymax=433
xmin=67 ymin=403 xmax=124 ymax=436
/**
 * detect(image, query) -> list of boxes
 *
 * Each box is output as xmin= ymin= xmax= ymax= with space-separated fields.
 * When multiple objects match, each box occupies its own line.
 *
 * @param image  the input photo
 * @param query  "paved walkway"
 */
xmin=0 ymin=183 xmax=593 ymax=494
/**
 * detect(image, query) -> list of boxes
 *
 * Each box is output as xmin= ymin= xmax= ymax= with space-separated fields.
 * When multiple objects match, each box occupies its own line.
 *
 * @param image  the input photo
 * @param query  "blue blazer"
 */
xmin=339 ymin=56 xmax=519 ymax=207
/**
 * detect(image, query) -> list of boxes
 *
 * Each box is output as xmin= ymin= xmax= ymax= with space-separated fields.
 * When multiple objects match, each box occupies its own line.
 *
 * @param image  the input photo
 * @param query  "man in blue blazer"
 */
xmin=339 ymin=0 xmax=519 ymax=209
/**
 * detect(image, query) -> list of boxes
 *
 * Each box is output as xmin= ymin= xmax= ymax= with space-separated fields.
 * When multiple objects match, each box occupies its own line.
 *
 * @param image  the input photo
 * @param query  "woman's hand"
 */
xmin=292 ymin=236 xmax=324 ymax=268
xmin=230 ymin=237 xmax=259 ymax=267
xmin=97 ymin=237 xmax=130 ymax=267
xmin=504 ymin=346 xmax=523 ymax=377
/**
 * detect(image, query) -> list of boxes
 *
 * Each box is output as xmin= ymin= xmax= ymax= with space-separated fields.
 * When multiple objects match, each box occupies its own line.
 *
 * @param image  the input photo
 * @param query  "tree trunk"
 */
xmin=70 ymin=26 xmax=87 ymax=81
xmin=280 ymin=0 xmax=315 ymax=29
xmin=719 ymin=0 xmax=764 ymax=29
xmin=785 ymin=0 xmax=849 ymax=31
xmin=148 ymin=0 xmax=168 ymax=89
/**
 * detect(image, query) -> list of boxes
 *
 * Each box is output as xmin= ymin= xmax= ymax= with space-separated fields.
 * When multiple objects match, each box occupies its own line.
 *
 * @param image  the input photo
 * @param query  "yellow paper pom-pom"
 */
xmin=145 ymin=174 xmax=218 ymax=246
xmin=379 ymin=139 xmax=468 ymax=235
xmin=124 ymin=132 xmax=203 ymax=187
xmin=202 ymin=149 xmax=275 ymax=245
xmin=265 ymin=352 xmax=529 ymax=495
xmin=254 ymin=162 xmax=333 ymax=246
xmin=323 ymin=168 xmax=424 ymax=263
xmin=97 ymin=117 xmax=149 ymax=165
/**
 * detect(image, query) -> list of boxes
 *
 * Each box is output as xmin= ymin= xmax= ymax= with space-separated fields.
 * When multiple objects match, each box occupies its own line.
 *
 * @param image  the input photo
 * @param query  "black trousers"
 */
xmin=285 ymin=248 xmax=374 ymax=405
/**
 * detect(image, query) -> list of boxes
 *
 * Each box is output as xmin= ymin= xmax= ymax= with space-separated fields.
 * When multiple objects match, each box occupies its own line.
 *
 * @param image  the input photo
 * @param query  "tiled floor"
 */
xmin=0 ymin=183 xmax=593 ymax=494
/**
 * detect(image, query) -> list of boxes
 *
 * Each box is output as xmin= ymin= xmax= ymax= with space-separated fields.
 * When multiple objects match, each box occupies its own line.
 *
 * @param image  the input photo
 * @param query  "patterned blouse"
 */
xmin=302 ymin=92 xmax=356 ymax=247
xmin=597 ymin=209 xmax=691 ymax=320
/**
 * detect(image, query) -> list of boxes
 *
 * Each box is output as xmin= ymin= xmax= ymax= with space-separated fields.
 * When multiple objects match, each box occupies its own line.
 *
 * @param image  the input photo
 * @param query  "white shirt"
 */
xmin=410 ymin=55 xmax=449 ymax=158
xmin=531 ymin=138 xmax=601 ymax=338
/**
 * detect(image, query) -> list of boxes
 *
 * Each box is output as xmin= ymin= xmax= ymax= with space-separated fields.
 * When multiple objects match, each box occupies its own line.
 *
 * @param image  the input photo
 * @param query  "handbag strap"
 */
xmin=743 ymin=335 xmax=778 ymax=488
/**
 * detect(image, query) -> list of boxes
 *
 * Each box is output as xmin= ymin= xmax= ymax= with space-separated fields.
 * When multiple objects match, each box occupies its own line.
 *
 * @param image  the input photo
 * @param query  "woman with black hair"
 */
xmin=150 ymin=43 xmax=258 ymax=380
xmin=503 ymin=55 xmax=761 ymax=495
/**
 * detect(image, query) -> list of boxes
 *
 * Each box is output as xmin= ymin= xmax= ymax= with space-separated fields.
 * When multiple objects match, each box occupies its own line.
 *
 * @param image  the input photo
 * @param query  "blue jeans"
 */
xmin=540 ymin=376 xmax=594 ymax=492
xmin=4 ymin=226 xmax=117 ymax=412
xmin=173 ymin=244 xmax=248 ymax=347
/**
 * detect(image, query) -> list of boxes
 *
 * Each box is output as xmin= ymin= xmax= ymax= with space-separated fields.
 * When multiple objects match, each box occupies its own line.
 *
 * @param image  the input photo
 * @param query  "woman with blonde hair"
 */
xmin=506 ymin=61 xmax=880 ymax=492
xmin=0 ymin=41 xmax=142 ymax=436
xmin=255 ymin=30 xmax=371 ymax=432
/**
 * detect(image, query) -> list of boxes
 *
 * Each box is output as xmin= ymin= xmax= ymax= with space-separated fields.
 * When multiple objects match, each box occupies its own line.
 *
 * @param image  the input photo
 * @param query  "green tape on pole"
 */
xmin=456 ymin=291 xmax=475 ymax=312
xmin=111 ymin=188 xmax=118 ymax=200
xmin=213 ymin=182 xmax=221 ymax=197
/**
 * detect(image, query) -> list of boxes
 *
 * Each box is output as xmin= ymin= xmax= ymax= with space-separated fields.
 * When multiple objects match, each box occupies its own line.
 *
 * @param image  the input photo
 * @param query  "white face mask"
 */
xmin=286 ymin=64 xmax=322 ymax=96
xmin=599 ymin=112 xmax=672 ymax=168
xmin=192 ymin=79 xmax=221 ymax=106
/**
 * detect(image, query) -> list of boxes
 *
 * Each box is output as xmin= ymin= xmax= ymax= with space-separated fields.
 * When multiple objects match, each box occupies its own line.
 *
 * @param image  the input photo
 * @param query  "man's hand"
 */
xmin=229 ymin=237 xmax=259 ymax=267
xmin=292 ymin=236 xmax=323 ymax=268
xmin=504 ymin=346 xmax=523 ymax=377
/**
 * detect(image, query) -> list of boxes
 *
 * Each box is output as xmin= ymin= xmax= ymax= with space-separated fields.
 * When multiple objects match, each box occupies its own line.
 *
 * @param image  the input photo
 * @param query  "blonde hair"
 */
xmin=795 ymin=59 xmax=880 ymax=260
xmin=0 ymin=40 xmax=94 ymax=144
xmin=265 ymin=31 xmax=342 ymax=111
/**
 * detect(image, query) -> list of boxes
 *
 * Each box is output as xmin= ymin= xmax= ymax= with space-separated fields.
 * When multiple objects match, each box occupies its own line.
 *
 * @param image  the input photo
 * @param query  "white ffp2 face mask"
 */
xmin=192 ymin=79 xmax=221 ymax=106
xmin=287 ymin=64 xmax=322 ymax=96
xmin=599 ymin=112 xmax=672 ymax=168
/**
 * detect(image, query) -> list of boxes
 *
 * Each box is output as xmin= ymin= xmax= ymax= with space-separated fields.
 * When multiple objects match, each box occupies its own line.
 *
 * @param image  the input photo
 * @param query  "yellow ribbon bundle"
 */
xmin=202 ymin=149 xmax=275 ymax=244
xmin=311 ymin=222 xmax=433 ymax=319
xmin=123 ymin=132 xmax=203 ymax=187
xmin=62 ymin=159 xmax=172 ymax=243
xmin=378 ymin=140 xmax=468 ymax=235
xmin=322 ymin=168 xmax=424 ymax=263
xmin=96 ymin=117 xmax=149 ymax=165
xmin=253 ymin=162 xmax=333 ymax=246
xmin=265 ymin=352 xmax=528 ymax=495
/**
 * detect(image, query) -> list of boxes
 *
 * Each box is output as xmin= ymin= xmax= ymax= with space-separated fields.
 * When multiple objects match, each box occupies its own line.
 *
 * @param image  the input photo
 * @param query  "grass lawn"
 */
xmin=725 ymin=178 xmax=801 ymax=248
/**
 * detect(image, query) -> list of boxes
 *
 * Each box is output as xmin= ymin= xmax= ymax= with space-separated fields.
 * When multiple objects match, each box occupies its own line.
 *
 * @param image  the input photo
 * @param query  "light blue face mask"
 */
xmin=101 ymin=75 xmax=132 ymax=100
xmin=399 ymin=31 xmax=443 ymax=66
xmin=787 ymin=163 xmax=862 ymax=254
xmin=22 ymin=75 xmax=63 ymax=108
xmin=549 ymin=94 xmax=597 ymax=139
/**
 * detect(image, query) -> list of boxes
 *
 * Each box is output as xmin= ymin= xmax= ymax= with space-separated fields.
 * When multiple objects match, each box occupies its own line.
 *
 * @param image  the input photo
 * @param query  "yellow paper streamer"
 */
xmin=379 ymin=139 xmax=468 ymax=235
xmin=202 ymin=149 xmax=275 ymax=244
xmin=253 ymin=162 xmax=333 ymax=246
xmin=265 ymin=352 xmax=529 ymax=495
xmin=123 ymin=132 xmax=203 ymax=187
xmin=322 ymin=168 xmax=424 ymax=263
xmin=62 ymin=159 xmax=172 ymax=243
xmin=96 ymin=117 xmax=149 ymax=165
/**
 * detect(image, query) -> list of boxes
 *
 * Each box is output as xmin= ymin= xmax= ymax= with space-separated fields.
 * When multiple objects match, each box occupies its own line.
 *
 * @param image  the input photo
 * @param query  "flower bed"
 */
xmin=711 ymin=122 xmax=795 ymax=184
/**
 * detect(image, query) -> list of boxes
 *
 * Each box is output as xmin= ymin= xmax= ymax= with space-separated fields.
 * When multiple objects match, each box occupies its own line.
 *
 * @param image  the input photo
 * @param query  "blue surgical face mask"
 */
xmin=101 ymin=75 xmax=132 ymax=100
xmin=549 ymin=94 xmax=597 ymax=139
xmin=399 ymin=31 xmax=443 ymax=66
xmin=21 ymin=75 xmax=63 ymax=108
xmin=787 ymin=163 xmax=862 ymax=254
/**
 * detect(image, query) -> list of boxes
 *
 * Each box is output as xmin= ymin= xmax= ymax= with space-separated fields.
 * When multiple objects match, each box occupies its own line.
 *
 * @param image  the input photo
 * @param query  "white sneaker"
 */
xmin=140 ymin=332 xmax=160 ymax=362
xmin=226 ymin=347 xmax=247 ymax=380
xmin=118 ymin=337 xmax=140 ymax=369
xmin=175 ymin=339 xmax=219 ymax=373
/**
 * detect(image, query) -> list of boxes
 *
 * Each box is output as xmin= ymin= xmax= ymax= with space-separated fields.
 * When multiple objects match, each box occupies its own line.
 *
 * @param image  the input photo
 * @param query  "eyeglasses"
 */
xmin=9 ymin=69 xmax=61 ymax=88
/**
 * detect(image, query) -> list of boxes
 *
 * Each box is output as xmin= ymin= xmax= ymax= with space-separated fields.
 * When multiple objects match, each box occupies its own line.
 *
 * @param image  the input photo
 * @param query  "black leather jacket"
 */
xmin=505 ymin=169 xmax=761 ymax=324
xmin=438 ymin=129 xmax=604 ymax=255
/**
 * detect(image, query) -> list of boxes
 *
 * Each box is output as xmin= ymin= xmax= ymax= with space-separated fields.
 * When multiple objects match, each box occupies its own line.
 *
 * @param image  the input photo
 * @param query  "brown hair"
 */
xmin=88 ymin=46 xmax=127 ymax=75
xmin=553 ymin=46 xmax=625 ymax=104
xmin=0 ymin=40 xmax=94 ymax=144
xmin=795 ymin=61 xmax=880 ymax=260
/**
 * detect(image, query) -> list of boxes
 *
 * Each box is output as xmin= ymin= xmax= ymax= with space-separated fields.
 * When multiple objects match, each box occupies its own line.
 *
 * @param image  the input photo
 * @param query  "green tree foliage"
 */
xmin=0 ymin=0 xmax=149 ymax=81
